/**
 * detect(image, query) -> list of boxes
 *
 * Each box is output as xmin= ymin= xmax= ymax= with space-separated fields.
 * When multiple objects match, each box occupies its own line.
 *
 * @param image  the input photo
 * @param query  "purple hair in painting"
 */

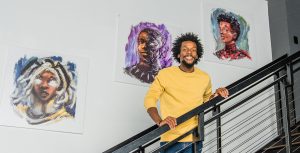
xmin=11 ymin=56 xmax=77 ymax=125
xmin=124 ymin=22 xmax=172 ymax=83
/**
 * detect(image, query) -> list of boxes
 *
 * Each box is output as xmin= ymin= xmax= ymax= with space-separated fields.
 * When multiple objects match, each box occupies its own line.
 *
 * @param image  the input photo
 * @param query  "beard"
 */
xmin=181 ymin=59 xmax=196 ymax=69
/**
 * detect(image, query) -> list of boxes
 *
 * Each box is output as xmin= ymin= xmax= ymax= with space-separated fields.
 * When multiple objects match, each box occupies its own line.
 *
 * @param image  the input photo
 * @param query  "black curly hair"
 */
xmin=172 ymin=33 xmax=203 ymax=64
xmin=217 ymin=13 xmax=240 ymax=41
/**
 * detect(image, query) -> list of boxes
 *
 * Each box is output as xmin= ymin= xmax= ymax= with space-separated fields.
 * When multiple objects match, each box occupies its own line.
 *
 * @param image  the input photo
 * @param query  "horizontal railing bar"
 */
xmin=293 ymin=66 xmax=300 ymax=73
xmin=225 ymin=54 xmax=288 ymax=91
xmin=254 ymin=116 xmax=300 ymax=153
xmin=225 ymin=115 xmax=281 ymax=153
xmin=205 ymin=74 xmax=286 ymax=125
xmin=245 ymin=127 xmax=279 ymax=153
xmin=220 ymin=87 xmax=279 ymax=122
xmin=214 ymin=66 xmax=285 ymax=109
xmin=292 ymin=56 xmax=300 ymax=66
xmin=223 ymin=50 xmax=299 ymax=103
xmin=204 ymin=66 xmax=285 ymax=114
xmin=223 ymin=100 xmax=300 ymax=152
xmin=221 ymin=101 xmax=278 ymax=140
xmin=204 ymin=88 xmax=300 ymax=149
xmin=222 ymin=110 xmax=278 ymax=149
xmin=204 ymin=99 xmax=278 ymax=147
xmin=204 ymin=89 xmax=278 ymax=138
xmin=205 ymin=113 xmax=285 ymax=153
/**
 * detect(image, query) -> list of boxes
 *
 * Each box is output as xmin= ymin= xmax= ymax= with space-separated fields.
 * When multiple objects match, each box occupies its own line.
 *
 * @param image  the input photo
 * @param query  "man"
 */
xmin=125 ymin=28 xmax=162 ymax=83
xmin=144 ymin=33 xmax=229 ymax=153
xmin=214 ymin=13 xmax=251 ymax=60
xmin=11 ymin=57 xmax=76 ymax=125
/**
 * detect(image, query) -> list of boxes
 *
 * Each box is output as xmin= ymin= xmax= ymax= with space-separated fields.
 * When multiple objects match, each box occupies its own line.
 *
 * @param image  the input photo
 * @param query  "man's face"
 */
xmin=137 ymin=31 xmax=149 ymax=60
xmin=178 ymin=41 xmax=198 ymax=67
xmin=219 ymin=21 xmax=237 ymax=44
xmin=32 ymin=71 xmax=59 ymax=103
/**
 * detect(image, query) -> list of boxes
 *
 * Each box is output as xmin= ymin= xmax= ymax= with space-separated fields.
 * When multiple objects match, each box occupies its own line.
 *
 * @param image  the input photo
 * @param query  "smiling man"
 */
xmin=144 ymin=33 xmax=229 ymax=153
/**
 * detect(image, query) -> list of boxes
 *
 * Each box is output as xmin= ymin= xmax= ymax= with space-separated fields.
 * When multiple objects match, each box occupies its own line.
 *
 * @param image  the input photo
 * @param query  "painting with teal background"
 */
xmin=211 ymin=8 xmax=251 ymax=60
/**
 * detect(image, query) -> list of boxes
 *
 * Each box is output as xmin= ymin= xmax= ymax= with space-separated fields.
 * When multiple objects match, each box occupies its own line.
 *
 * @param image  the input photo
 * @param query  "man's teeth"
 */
xmin=185 ymin=56 xmax=193 ymax=60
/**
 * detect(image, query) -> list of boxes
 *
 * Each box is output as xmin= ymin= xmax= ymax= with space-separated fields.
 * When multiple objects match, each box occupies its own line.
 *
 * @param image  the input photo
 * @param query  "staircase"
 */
xmin=104 ymin=51 xmax=300 ymax=153
xmin=257 ymin=122 xmax=300 ymax=153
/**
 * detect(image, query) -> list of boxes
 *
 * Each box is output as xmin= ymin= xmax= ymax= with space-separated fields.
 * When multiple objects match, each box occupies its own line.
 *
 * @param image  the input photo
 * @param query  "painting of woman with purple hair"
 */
xmin=124 ymin=22 xmax=172 ymax=83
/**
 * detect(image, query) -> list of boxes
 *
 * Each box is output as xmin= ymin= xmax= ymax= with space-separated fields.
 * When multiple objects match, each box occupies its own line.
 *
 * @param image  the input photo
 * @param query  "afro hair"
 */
xmin=172 ymin=32 xmax=203 ymax=64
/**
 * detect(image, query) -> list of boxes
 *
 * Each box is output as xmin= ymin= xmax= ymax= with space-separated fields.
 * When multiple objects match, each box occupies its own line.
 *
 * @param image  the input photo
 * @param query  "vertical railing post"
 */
xmin=280 ymin=73 xmax=292 ymax=153
xmin=138 ymin=146 xmax=145 ymax=153
xmin=286 ymin=62 xmax=296 ymax=126
xmin=213 ymin=105 xmax=222 ymax=153
xmin=198 ymin=112 xmax=205 ymax=142
xmin=193 ymin=129 xmax=199 ymax=153
xmin=275 ymin=72 xmax=283 ymax=135
xmin=193 ymin=111 xmax=204 ymax=153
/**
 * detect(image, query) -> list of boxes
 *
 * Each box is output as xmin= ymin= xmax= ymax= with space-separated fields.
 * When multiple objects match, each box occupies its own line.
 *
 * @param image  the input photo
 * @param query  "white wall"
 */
xmin=0 ymin=0 xmax=272 ymax=153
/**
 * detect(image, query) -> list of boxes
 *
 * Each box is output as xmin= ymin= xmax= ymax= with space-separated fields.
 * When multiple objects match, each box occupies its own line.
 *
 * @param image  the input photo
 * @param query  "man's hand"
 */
xmin=147 ymin=108 xmax=177 ymax=129
xmin=159 ymin=116 xmax=177 ymax=129
xmin=213 ymin=87 xmax=229 ymax=98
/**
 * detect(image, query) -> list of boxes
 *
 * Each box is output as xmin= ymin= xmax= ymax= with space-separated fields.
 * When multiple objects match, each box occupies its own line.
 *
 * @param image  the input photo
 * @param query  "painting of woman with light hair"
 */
xmin=11 ymin=56 xmax=77 ymax=125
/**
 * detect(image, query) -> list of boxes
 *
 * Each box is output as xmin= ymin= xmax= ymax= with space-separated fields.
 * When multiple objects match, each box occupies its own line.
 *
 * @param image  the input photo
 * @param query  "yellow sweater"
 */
xmin=144 ymin=66 xmax=212 ymax=142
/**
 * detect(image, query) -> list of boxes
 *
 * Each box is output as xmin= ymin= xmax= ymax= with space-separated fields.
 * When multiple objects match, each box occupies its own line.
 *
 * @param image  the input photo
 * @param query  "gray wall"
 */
xmin=268 ymin=0 xmax=300 ymax=121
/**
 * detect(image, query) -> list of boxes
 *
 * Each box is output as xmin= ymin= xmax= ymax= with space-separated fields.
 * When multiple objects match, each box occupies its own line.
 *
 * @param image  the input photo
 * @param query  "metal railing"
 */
xmin=104 ymin=50 xmax=300 ymax=153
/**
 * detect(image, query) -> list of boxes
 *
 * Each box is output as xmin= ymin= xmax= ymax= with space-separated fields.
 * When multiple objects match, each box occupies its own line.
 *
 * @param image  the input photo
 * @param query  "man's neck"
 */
xmin=179 ymin=65 xmax=194 ymax=73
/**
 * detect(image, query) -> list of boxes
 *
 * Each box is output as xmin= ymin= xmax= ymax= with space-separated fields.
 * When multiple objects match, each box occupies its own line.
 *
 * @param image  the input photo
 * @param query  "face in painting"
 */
xmin=178 ymin=41 xmax=198 ymax=68
xmin=137 ymin=31 xmax=149 ymax=61
xmin=219 ymin=21 xmax=237 ymax=44
xmin=32 ymin=71 xmax=59 ymax=103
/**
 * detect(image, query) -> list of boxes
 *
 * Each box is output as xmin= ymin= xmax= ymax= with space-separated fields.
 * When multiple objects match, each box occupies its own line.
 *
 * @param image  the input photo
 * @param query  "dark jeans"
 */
xmin=160 ymin=141 xmax=203 ymax=153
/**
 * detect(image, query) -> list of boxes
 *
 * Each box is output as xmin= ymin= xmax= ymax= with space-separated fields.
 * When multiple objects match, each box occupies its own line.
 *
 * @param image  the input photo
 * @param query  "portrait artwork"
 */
xmin=0 ymin=47 xmax=88 ymax=133
xmin=124 ymin=22 xmax=172 ymax=83
xmin=11 ymin=56 xmax=77 ymax=125
xmin=202 ymin=1 xmax=258 ymax=69
xmin=114 ymin=14 xmax=184 ymax=86
xmin=211 ymin=8 xmax=251 ymax=61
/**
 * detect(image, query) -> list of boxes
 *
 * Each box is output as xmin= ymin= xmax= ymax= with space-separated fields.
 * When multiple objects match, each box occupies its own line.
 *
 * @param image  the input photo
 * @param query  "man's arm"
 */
xmin=145 ymin=72 xmax=177 ymax=129
xmin=147 ymin=107 xmax=177 ymax=129
xmin=147 ymin=107 xmax=162 ymax=125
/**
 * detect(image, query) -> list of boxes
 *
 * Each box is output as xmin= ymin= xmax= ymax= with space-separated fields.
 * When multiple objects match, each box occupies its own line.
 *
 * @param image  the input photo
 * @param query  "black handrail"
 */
xmin=104 ymin=50 xmax=300 ymax=153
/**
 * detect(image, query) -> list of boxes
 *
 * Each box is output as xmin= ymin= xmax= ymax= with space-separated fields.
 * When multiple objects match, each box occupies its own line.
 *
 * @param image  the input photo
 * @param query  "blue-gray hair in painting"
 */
xmin=11 ymin=56 xmax=77 ymax=124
